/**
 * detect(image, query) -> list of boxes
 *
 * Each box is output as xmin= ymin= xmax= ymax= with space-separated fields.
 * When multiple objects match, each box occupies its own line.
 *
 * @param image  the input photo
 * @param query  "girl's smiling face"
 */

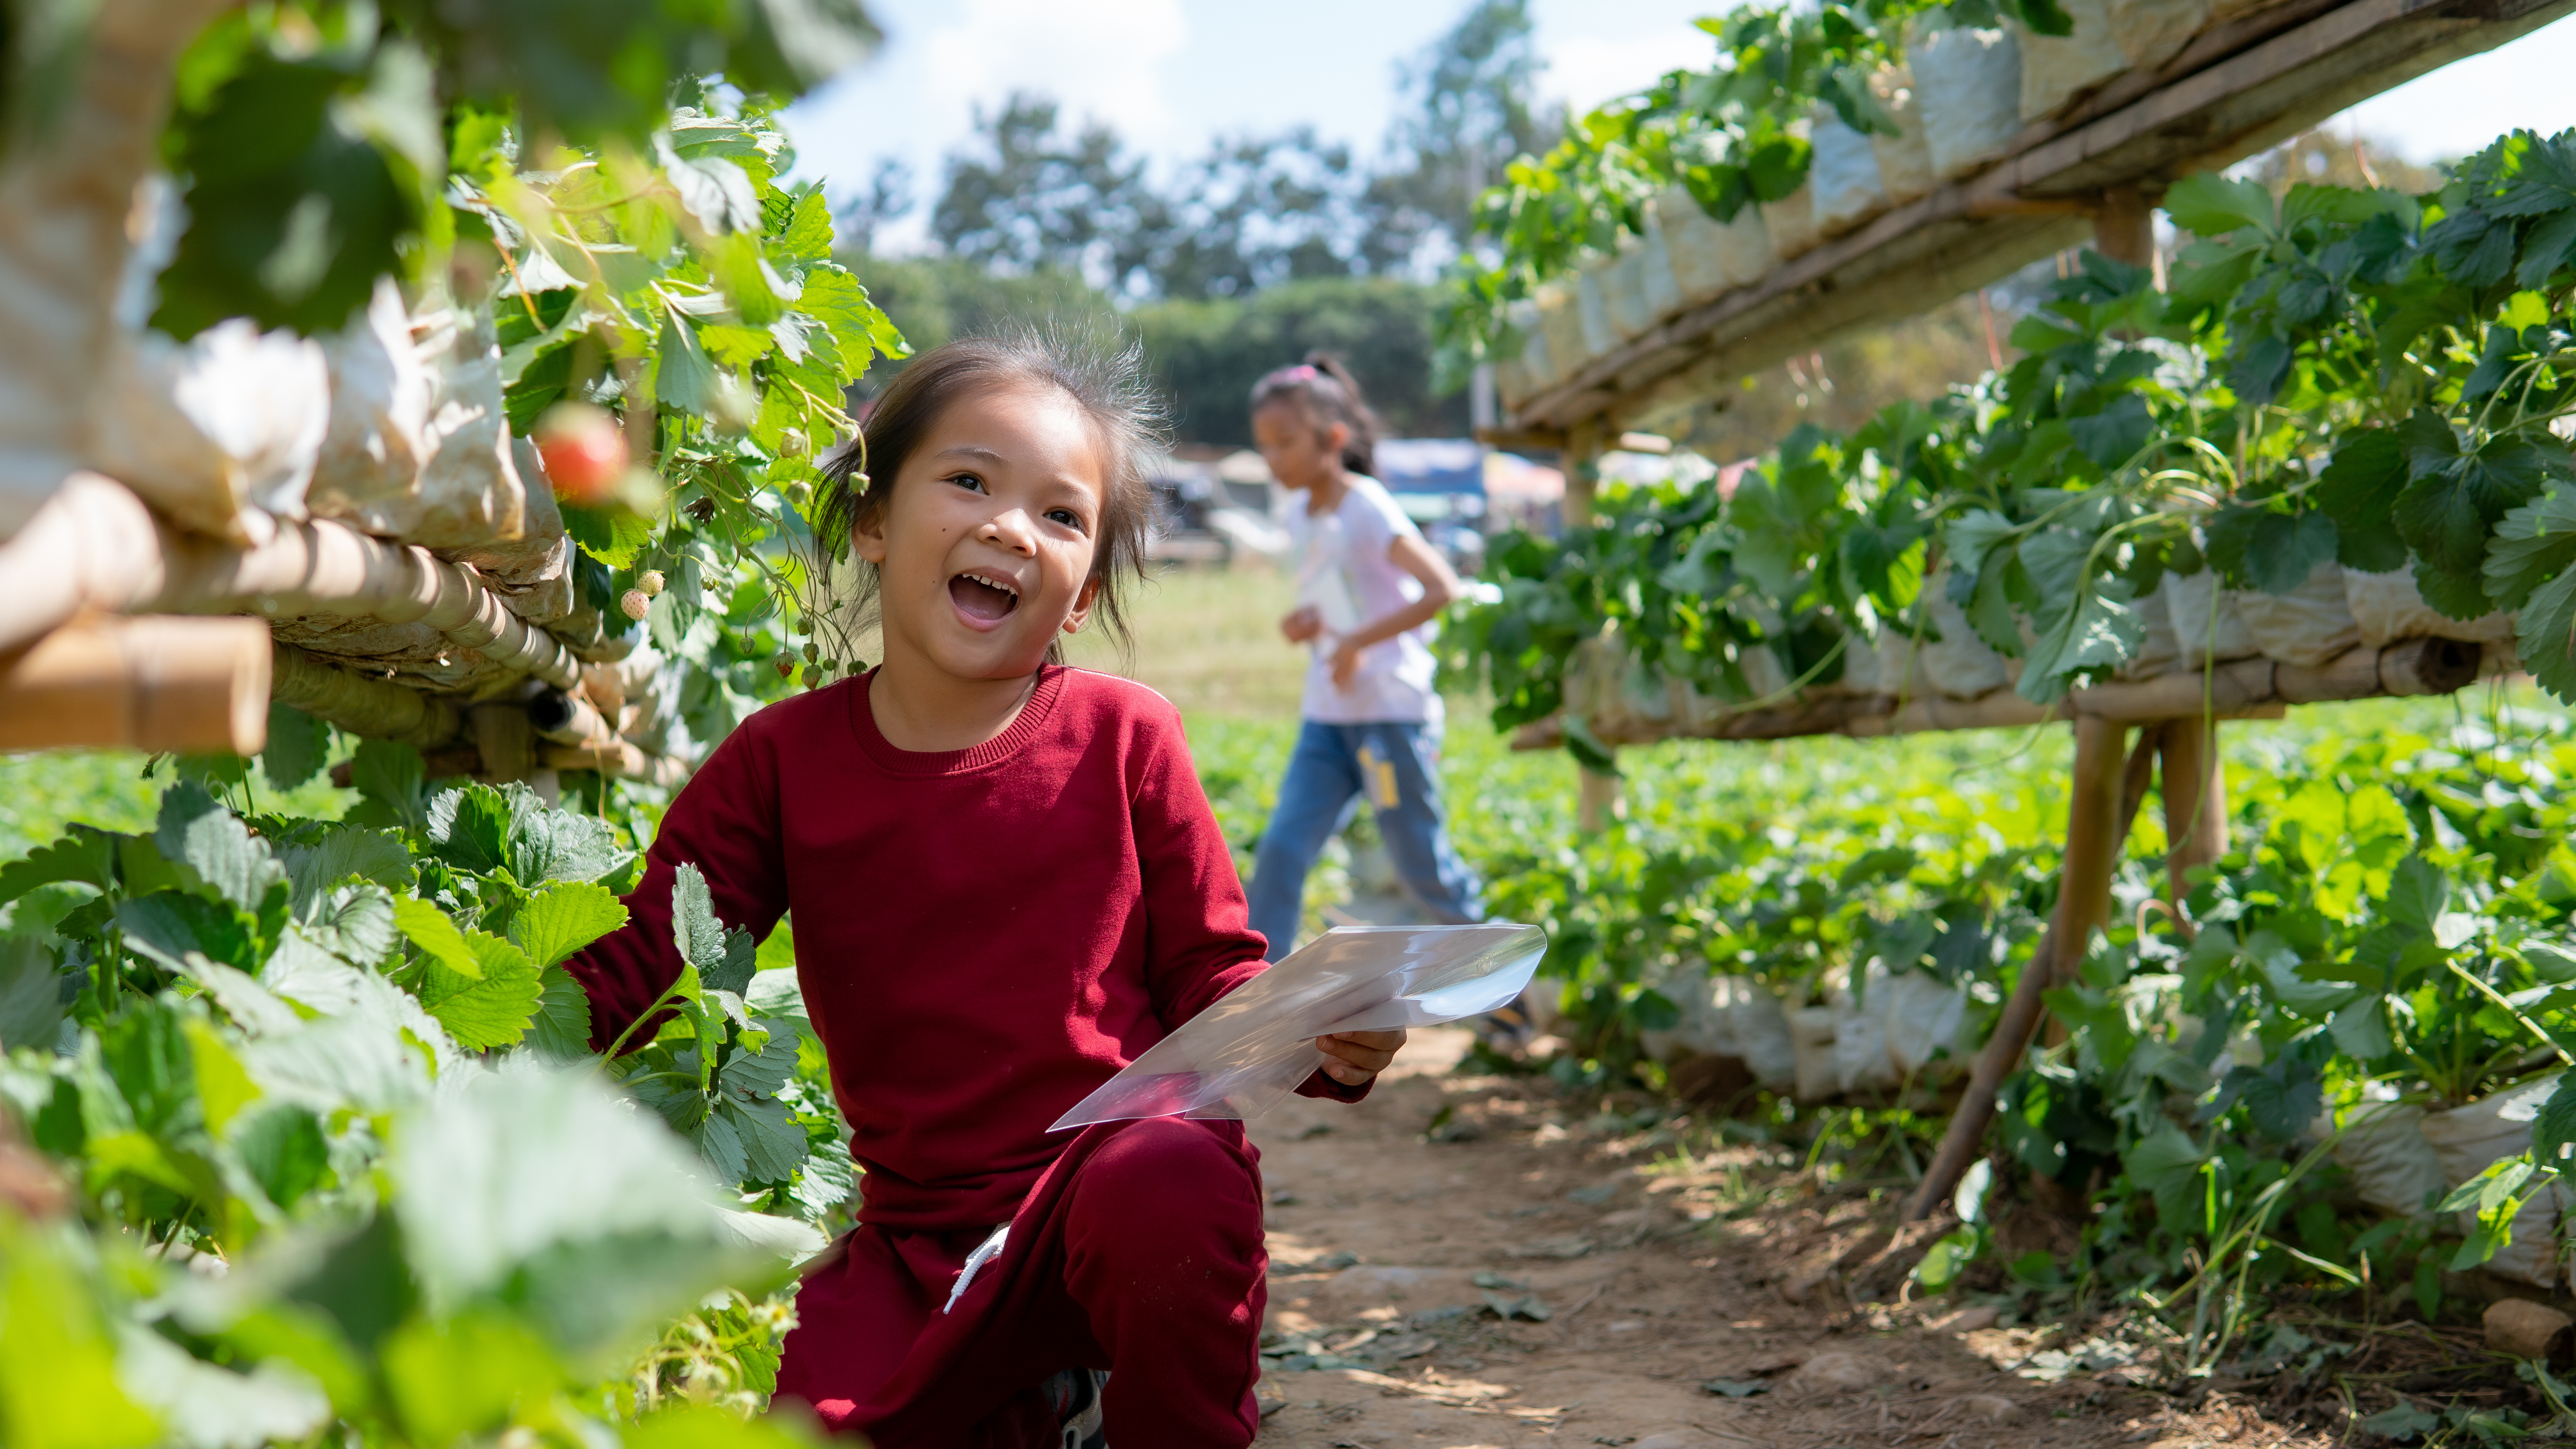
xmin=855 ymin=382 xmax=1106 ymax=682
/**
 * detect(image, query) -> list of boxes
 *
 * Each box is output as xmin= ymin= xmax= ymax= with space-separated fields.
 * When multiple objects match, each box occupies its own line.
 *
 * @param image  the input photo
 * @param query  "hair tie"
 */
xmin=1281 ymin=364 xmax=1319 ymax=382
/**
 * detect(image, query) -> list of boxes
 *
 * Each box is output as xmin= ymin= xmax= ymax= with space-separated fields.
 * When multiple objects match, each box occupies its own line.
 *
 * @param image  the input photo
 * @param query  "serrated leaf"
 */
xmin=424 ymin=786 xmax=513 ymax=877
xmin=2535 ymin=1074 xmax=2576 ymax=1168
xmin=2515 ymin=558 xmax=2576 ymax=702
xmin=2122 ymin=1120 xmax=2208 ymax=1228
xmin=182 ymin=1018 xmax=262 ymax=1137
xmin=277 ymin=825 xmax=414 ymax=916
xmin=0 ymin=826 xmax=118 ymax=907
xmin=0 ymin=938 xmax=61 ymax=1052
xmin=671 ymin=864 xmax=726 ymax=972
xmin=413 ymin=932 xmax=543 ymax=1052
xmin=261 ymin=704 xmax=331 ymax=791
xmin=509 ymin=806 xmax=630 ymax=886
xmin=526 ymin=966 xmax=595 ymax=1065
xmin=2328 ymin=997 xmax=2394 ymax=1059
xmin=654 ymin=303 xmax=717 ymax=412
xmin=155 ymin=785 xmax=285 ymax=913
xmin=2396 ymin=412 xmax=2557 ymax=575
xmin=509 ymin=882 xmax=628 ymax=969
xmin=301 ymin=882 xmax=398 ymax=967
xmin=2485 ymin=482 xmax=2576 ymax=609
xmin=2241 ymin=512 xmax=2339 ymax=597
xmin=392 ymin=899 xmax=481 ymax=981
xmin=351 ymin=738 xmax=427 ymax=830
xmin=790 ymin=1137 xmax=855 ymax=1221
xmin=774 ymin=187 xmax=833 ymax=259
xmin=656 ymin=133 xmax=760 ymax=235
xmin=2067 ymin=394 xmax=2152 ymax=470
xmin=560 ymin=504 xmax=656 ymax=570
xmin=2385 ymin=855 xmax=2449 ymax=933
xmin=119 ymin=892 xmax=262 ymax=976
xmin=2164 ymin=172 xmax=2277 ymax=238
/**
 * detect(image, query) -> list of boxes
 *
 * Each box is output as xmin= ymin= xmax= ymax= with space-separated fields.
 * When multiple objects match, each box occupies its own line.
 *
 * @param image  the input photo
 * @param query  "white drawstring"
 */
xmin=942 ymin=1223 xmax=1011 ymax=1314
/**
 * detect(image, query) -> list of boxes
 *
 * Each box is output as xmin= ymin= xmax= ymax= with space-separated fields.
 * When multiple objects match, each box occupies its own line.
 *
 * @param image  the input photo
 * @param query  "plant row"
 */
xmin=1440 ymin=0 xmax=2114 ymax=366
xmin=0 ymin=0 xmax=908 ymax=1441
xmin=1482 ymin=703 xmax=2576 ymax=1356
xmin=1446 ymin=133 xmax=2576 ymax=768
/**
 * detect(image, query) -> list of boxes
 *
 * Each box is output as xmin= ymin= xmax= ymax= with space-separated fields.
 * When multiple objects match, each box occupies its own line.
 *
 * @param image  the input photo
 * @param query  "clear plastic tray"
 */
xmin=1050 ymin=923 xmax=1546 ymax=1131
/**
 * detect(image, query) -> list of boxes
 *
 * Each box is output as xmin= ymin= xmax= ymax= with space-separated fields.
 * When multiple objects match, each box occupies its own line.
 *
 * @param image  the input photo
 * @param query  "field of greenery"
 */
xmin=1 ymin=570 xmax=2562 ymax=1434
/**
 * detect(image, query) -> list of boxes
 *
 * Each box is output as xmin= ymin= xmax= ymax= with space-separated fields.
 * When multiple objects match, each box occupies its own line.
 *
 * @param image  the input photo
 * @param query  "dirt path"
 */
xmin=1248 ymin=1029 xmax=2289 ymax=1449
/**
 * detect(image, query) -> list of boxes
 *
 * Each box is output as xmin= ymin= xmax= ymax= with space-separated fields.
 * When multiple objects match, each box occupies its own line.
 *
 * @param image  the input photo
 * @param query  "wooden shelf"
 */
xmin=1508 ymin=0 xmax=2576 ymax=435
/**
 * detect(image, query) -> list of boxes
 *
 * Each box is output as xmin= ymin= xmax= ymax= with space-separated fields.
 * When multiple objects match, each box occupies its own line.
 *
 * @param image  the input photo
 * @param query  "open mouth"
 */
xmin=948 ymin=570 xmax=1021 ymax=625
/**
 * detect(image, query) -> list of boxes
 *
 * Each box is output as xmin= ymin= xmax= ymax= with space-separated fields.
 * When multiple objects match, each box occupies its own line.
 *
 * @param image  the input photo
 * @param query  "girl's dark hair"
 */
xmin=814 ymin=327 xmax=1164 ymax=663
xmin=1249 ymin=351 xmax=1379 ymax=476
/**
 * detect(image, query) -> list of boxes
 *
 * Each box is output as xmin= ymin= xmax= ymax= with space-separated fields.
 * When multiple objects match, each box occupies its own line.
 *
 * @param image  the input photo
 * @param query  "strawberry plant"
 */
xmin=0 ymin=0 xmax=901 ymax=1440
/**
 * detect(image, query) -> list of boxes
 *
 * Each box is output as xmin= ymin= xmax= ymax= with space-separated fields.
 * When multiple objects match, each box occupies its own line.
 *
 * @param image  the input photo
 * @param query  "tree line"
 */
xmin=837 ymin=0 xmax=1554 ymax=447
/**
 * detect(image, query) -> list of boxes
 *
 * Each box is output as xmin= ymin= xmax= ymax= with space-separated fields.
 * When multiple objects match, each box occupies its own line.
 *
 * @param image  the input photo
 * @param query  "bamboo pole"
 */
xmin=542 ymin=740 xmax=691 ymax=788
xmin=1511 ymin=638 xmax=2479 ymax=752
xmin=0 ymin=615 xmax=270 ymax=755
xmin=0 ymin=472 xmax=583 ymax=688
xmin=527 ymin=688 xmax=614 ymax=747
xmin=1906 ymin=713 xmax=2132 ymax=1221
xmin=2157 ymin=715 xmax=2228 ymax=927
xmin=1563 ymin=420 xmax=1625 ymax=829
xmin=269 ymin=643 xmax=463 ymax=749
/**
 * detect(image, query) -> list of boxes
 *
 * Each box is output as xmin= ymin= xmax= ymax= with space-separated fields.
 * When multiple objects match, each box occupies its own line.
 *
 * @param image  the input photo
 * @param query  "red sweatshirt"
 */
xmin=568 ymin=664 xmax=1358 ymax=1232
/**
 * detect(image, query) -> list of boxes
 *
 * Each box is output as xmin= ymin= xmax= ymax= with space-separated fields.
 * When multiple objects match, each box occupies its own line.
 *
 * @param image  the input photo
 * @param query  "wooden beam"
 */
xmin=270 ymin=642 xmax=463 ymax=748
xmin=1908 ymin=713 xmax=2131 ymax=1222
xmin=1507 ymin=638 xmax=2481 ymax=750
xmin=1506 ymin=0 xmax=2576 ymax=430
xmin=1474 ymin=424 xmax=1567 ymax=451
xmin=0 ymin=614 xmax=269 ymax=755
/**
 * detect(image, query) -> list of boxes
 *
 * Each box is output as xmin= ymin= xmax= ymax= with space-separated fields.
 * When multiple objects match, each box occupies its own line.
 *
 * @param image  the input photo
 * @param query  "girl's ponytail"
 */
xmin=1249 ymin=351 xmax=1382 ymax=476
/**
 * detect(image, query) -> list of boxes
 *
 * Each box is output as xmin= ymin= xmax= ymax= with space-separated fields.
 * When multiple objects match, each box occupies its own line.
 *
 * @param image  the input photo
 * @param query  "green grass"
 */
xmin=1061 ymin=561 xmax=1308 ymax=718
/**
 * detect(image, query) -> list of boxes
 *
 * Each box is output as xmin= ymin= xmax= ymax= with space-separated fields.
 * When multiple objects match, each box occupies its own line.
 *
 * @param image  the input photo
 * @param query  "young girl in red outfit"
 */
xmin=568 ymin=334 xmax=1405 ymax=1448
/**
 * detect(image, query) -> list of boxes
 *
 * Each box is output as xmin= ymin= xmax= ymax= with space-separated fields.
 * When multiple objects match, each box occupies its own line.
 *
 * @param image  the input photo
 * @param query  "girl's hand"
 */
xmin=1281 ymin=606 xmax=1323 ymax=643
xmin=1329 ymin=637 xmax=1362 ymax=689
xmin=1317 ymin=1028 xmax=1405 ymax=1087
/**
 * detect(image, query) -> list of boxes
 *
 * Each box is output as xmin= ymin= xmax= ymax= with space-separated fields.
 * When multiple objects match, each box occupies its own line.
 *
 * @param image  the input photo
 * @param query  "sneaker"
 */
xmin=1040 ymin=1368 xmax=1108 ymax=1449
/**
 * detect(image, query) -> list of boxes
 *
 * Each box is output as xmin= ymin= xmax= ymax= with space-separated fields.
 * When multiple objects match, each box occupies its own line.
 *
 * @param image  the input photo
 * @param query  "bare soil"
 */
xmin=1247 ymin=1028 xmax=2340 ymax=1449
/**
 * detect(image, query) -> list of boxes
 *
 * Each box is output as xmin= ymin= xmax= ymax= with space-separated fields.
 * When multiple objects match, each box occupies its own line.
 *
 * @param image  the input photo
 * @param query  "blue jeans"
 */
xmin=1246 ymin=721 xmax=1484 ymax=962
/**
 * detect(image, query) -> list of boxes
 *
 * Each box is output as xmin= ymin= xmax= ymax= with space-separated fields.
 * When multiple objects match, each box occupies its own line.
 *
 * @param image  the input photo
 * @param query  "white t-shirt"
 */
xmin=1285 ymin=474 xmax=1442 ymax=727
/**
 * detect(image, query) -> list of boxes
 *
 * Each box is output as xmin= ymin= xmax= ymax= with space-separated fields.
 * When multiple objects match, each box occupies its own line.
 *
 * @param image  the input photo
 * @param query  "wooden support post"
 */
xmin=2094 ymin=184 xmax=2154 ymax=268
xmin=0 ymin=615 xmax=270 ymax=755
xmin=2157 ymin=715 xmax=2227 ymax=924
xmin=1577 ymin=766 xmax=1622 ymax=833
xmin=470 ymin=701 xmax=537 ymax=783
xmin=1565 ymin=417 xmax=1619 ymax=830
xmin=1564 ymin=418 xmax=1604 ymax=528
xmin=1907 ymin=714 xmax=2132 ymax=1221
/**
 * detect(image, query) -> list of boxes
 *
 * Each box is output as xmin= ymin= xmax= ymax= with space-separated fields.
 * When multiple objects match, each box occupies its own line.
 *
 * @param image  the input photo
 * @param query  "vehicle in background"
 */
xmin=1143 ymin=439 xmax=1572 ymax=570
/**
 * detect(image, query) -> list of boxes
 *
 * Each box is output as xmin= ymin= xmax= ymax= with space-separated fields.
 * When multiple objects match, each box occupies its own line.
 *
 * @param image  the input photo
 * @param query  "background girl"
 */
xmin=568 ymin=332 xmax=1404 ymax=1449
xmin=1244 ymin=354 xmax=1484 ymax=960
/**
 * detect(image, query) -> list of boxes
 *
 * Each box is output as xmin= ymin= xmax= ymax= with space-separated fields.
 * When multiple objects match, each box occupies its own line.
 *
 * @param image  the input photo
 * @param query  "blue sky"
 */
xmin=782 ymin=0 xmax=2576 ymax=251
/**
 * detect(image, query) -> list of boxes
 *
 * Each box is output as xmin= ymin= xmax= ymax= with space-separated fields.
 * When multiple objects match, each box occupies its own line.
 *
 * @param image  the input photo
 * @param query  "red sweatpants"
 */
xmin=774 ymin=1118 xmax=1268 ymax=1448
